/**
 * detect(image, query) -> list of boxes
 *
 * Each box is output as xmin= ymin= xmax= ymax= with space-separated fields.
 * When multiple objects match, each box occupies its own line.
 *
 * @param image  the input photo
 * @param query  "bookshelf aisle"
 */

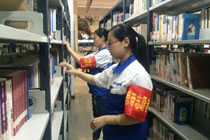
xmin=0 ymin=0 xmax=72 ymax=140
xmin=99 ymin=0 xmax=210 ymax=140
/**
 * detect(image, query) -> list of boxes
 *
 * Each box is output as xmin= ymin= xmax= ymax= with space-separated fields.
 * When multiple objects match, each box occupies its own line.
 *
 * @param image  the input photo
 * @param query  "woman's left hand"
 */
xmin=90 ymin=116 xmax=106 ymax=132
xmin=59 ymin=62 xmax=78 ymax=75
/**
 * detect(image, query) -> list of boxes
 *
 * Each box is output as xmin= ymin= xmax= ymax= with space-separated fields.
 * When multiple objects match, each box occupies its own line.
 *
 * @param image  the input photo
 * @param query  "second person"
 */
xmin=65 ymin=28 xmax=112 ymax=140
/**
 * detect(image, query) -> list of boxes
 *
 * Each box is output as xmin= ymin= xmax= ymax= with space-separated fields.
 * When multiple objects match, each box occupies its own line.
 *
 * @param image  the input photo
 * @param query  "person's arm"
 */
xmin=91 ymin=81 xmax=153 ymax=132
xmin=59 ymin=62 xmax=96 ymax=85
xmin=91 ymin=114 xmax=142 ymax=132
xmin=65 ymin=41 xmax=83 ymax=64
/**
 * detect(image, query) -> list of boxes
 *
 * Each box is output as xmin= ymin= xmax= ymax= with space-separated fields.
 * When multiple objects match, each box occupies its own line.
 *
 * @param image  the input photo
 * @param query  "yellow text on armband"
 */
xmin=125 ymin=91 xmax=150 ymax=112
xmin=84 ymin=58 xmax=93 ymax=67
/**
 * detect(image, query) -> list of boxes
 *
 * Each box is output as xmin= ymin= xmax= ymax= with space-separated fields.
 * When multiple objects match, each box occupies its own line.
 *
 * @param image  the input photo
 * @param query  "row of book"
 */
xmin=0 ymin=49 xmax=60 ymax=139
xmin=112 ymin=12 xmax=124 ymax=26
xmin=128 ymin=0 xmax=147 ymax=18
xmin=200 ymin=8 xmax=210 ymax=29
xmin=151 ymin=13 xmax=200 ymax=41
xmin=0 ymin=70 xmax=27 ymax=139
xmin=152 ymin=117 xmax=183 ymax=140
xmin=195 ymin=99 xmax=210 ymax=120
xmin=151 ymin=84 xmax=194 ymax=125
xmin=154 ymin=52 xmax=210 ymax=89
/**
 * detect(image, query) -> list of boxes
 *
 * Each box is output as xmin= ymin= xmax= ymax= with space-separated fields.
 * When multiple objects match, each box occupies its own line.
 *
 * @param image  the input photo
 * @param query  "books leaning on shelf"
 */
xmin=151 ymin=13 xmax=200 ymax=42
xmin=127 ymin=0 xmax=147 ymax=19
xmin=153 ymin=52 xmax=210 ymax=89
xmin=0 ymin=53 xmax=40 ymax=120
xmin=152 ymin=84 xmax=194 ymax=125
xmin=112 ymin=12 xmax=124 ymax=26
xmin=152 ymin=117 xmax=183 ymax=140
xmin=0 ymin=70 xmax=27 ymax=138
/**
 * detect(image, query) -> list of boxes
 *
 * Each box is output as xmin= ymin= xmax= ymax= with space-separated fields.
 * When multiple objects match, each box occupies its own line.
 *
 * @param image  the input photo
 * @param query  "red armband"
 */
xmin=80 ymin=56 xmax=96 ymax=69
xmin=125 ymin=84 xmax=152 ymax=122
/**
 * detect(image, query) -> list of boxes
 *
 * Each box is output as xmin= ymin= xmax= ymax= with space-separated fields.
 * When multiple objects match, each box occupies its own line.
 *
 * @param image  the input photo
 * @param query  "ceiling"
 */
xmin=77 ymin=0 xmax=119 ymax=19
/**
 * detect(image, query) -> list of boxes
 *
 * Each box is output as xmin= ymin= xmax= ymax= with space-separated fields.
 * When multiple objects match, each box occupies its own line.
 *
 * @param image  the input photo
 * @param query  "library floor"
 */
xmin=68 ymin=77 xmax=103 ymax=140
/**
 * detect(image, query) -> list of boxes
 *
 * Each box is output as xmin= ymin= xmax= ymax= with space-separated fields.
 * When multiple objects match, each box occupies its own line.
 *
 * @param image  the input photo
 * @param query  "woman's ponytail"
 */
xmin=110 ymin=24 xmax=149 ymax=72
xmin=135 ymin=33 xmax=149 ymax=72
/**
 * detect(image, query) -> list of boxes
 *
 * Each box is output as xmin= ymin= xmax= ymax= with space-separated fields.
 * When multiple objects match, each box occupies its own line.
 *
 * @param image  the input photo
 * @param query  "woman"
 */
xmin=60 ymin=24 xmax=153 ymax=140
xmin=65 ymin=28 xmax=112 ymax=140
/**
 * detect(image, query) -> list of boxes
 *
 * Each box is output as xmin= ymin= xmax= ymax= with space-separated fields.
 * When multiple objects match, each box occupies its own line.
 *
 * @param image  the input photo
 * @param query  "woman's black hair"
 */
xmin=109 ymin=23 xmax=149 ymax=72
xmin=94 ymin=28 xmax=108 ymax=42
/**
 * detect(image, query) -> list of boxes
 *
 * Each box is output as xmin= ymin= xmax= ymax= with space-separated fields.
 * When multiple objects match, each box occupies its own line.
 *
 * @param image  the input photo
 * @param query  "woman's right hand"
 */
xmin=59 ymin=62 xmax=78 ymax=75
xmin=65 ymin=41 xmax=72 ymax=51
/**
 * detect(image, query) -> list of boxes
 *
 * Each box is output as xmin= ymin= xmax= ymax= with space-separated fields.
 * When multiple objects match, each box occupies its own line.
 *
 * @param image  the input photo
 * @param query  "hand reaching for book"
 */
xmin=59 ymin=62 xmax=78 ymax=75
xmin=65 ymin=41 xmax=72 ymax=52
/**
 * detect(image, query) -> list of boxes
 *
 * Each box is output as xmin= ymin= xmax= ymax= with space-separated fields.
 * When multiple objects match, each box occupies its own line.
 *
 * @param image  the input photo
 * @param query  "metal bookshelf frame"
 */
xmin=99 ymin=0 xmax=210 ymax=139
xmin=0 ymin=0 xmax=71 ymax=139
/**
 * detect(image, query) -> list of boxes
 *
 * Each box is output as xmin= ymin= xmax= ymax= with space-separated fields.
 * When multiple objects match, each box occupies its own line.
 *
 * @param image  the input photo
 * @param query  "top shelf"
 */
xmin=101 ymin=0 xmax=210 ymax=27
xmin=124 ymin=11 xmax=148 ymax=25
xmin=100 ymin=0 xmax=123 ymax=23
xmin=0 ymin=25 xmax=48 ymax=43
xmin=149 ymin=0 xmax=210 ymax=15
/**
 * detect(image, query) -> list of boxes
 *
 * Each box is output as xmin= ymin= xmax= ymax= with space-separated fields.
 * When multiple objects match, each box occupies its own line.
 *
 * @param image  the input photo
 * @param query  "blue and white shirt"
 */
xmin=80 ymin=46 xmax=112 ymax=96
xmin=94 ymin=55 xmax=153 ymax=140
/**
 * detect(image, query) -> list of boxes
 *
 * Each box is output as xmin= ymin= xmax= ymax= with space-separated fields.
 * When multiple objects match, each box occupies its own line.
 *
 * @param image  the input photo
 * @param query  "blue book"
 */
xmin=180 ymin=13 xmax=200 ymax=40
xmin=173 ymin=95 xmax=194 ymax=125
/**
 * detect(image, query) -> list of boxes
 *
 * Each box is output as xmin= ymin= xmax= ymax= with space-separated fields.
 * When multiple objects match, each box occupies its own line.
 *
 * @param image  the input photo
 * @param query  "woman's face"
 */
xmin=107 ymin=31 xmax=125 ymax=60
xmin=93 ymin=33 xmax=103 ymax=48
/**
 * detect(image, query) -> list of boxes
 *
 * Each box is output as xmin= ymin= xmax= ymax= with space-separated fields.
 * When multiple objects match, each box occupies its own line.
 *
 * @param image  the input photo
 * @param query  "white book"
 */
xmin=5 ymin=79 xmax=13 ymax=140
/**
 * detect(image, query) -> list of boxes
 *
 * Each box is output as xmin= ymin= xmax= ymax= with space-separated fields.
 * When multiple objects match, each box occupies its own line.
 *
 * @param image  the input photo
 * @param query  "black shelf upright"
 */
xmin=37 ymin=0 xmax=52 ymax=139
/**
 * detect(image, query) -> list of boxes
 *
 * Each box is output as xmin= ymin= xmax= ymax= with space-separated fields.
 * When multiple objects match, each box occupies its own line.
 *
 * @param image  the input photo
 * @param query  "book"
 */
xmin=179 ymin=13 xmax=200 ymax=40
xmin=0 ymin=70 xmax=27 ymax=136
xmin=5 ymin=79 xmax=12 ymax=139
xmin=186 ymin=54 xmax=210 ymax=89
xmin=171 ymin=93 xmax=194 ymax=125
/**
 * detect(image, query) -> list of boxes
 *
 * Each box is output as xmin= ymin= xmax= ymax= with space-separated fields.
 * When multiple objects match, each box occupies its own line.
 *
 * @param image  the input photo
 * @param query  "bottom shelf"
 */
xmin=149 ymin=107 xmax=208 ymax=140
xmin=52 ymin=111 xmax=64 ymax=140
xmin=12 ymin=113 xmax=49 ymax=140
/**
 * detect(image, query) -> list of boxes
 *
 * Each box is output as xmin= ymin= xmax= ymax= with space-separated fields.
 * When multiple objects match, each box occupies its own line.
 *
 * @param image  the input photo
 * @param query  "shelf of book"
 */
xmin=151 ymin=76 xmax=210 ymax=104
xmin=149 ymin=0 xmax=210 ymax=15
xmin=99 ymin=0 xmax=123 ymax=24
xmin=51 ymin=76 xmax=63 ymax=108
xmin=11 ymin=113 xmax=49 ymax=140
xmin=0 ymin=25 xmax=48 ymax=43
xmin=52 ymin=111 xmax=64 ymax=140
xmin=148 ymin=107 xmax=208 ymax=140
xmin=124 ymin=10 xmax=148 ymax=26
xmin=149 ymin=40 xmax=210 ymax=45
